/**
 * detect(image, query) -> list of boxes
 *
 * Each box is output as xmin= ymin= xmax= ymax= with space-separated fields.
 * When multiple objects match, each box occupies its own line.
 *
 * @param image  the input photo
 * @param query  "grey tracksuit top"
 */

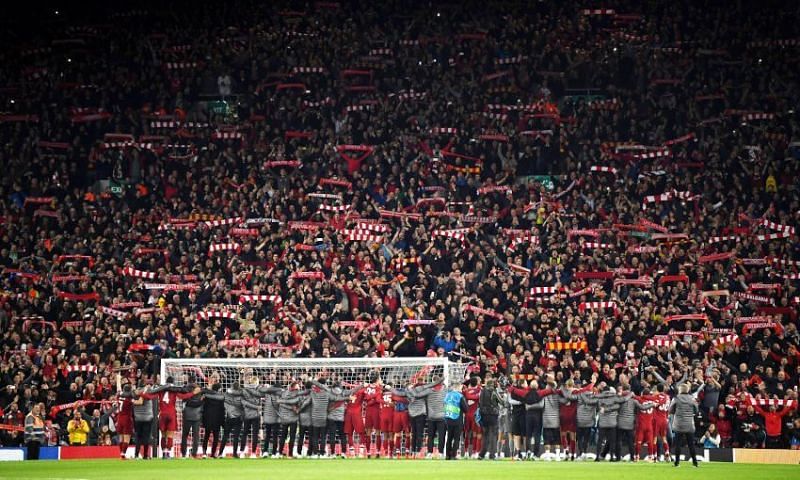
xmin=277 ymin=389 xmax=303 ymax=424
xmin=617 ymin=395 xmax=654 ymax=430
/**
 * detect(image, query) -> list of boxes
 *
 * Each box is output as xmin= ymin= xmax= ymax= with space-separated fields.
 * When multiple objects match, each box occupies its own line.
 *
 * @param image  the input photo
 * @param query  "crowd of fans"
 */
xmin=2 ymin=0 xmax=800 ymax=460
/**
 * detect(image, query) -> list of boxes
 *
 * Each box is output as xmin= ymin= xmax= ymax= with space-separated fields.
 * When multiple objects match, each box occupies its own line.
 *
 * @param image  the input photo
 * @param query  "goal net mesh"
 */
xmin=159 ymin=358 xmax=471 ymax=457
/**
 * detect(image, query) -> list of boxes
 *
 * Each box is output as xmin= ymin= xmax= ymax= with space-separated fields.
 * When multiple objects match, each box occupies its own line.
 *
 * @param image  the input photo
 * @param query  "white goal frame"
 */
xmin=160 ymin=357 xmax=458 ymax=386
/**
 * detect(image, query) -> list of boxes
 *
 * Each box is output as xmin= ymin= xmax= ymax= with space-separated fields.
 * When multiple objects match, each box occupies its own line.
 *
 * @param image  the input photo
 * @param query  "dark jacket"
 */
xmin=202 ymin=388 xmax=225 ymax=426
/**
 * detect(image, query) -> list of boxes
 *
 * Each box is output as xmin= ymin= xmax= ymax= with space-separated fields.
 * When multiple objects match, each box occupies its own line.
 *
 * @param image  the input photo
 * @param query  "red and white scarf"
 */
xmin=239 ymin=294 xmax=283 ymax=305
xmin=97 ymin=306 xmax=128 ymax=319
xmin=642 ymin=190 xmax=701 ymax=209
xmin=712 ymin=334 xmax=740 ymax=349
xmin=646 ymin=336 xmax=675 ymax=349
xmin=463 ymin=304 xmax=504 ymax=320
xmin=209 ymin=243 xmax=241 ymax=254
xmin=759 ymin=218 xmax=795 ymax=235
xmin=344 ymin=230 xmax=384 ymax=242
xmin=590 ymin=165 xmax=618 ymax=175
xmin=578 ymin=301 xmax=618 ymax=315
xmin=733 ymin=292 xmax=774 ymax=305
xmin=664 ymin=313 xmax=709 ymax=323
xmin=197 ymin=310 xmax=238 ymax=321
xmin=120 ymin=267 xmax=157 ymax=279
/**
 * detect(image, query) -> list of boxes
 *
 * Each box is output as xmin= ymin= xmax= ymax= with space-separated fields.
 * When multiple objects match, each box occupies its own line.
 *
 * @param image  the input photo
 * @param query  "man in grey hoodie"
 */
xmin=296 ymin=384 xmax=313 ymax=456
xmin=615 ymin=385 xmax=654 ymax=461
xmin=276 ymin=382 xmax=304 ymax=457
xmin=254 ymin=374 xmax=283 ymax=457
xmin=408 ymin=376 xmax=445 ymax=457
xmin=567 ymin=387 xmax=598 ymax=459
xmin=178 ymin=380 xmax=204 ymax=458
xmin=131 ymin=384 xmax=156 ymax=459
xmin=401 ymin=379 xmax=427 ymax=456
xmin=218 ymin=382 xmax=244 ymax=458
xmin=540 ymin=377 xmax=567 ymax=459
xmin=326 ymin=381 xmax=361 ymax=458
xmin=308 ymin=377 xmax=344 ymax=457
xmin=669 ymin=383 xmax=699 ymax=467
xmin=584 ymin=386 xmax=626 ymax=461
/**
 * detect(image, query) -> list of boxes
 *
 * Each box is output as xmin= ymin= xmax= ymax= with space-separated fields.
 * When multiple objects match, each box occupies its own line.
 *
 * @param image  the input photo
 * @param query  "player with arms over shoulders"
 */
xmin=362 ymin=374 xmax=384 ymax=457
xmin=115 ymin=373 xmax=135 ymax=459
xmin=650 ymin=385 xmax=672 ymax=462
xmin=463 ymin=375 xmax=482 ymax=458
xmin=634 ymin=388 xmax=657 ymax=461
xmin=141 ymin=376 xmax=195 ymax=459
xmin=378 ymin=383 xmax=396 ymax=457
xmin=343 ymin=380 xmax=367 ymax=457
xmin=390 ymin=385 xmax=411 ymax=458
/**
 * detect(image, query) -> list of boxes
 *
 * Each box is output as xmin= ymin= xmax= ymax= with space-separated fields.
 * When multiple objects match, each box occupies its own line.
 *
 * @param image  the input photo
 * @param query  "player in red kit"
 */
xmin=362 ymin=376 xmax=383 ymax=457
xmin=344 ymin=386 xmax=367 ymax=456
xmin=142 ymin=377 xmax=195 ymax=459
xmin=641 ymin=385 xmax=671 ymax=462
xmin=463 ymin=376 xmax=482 ymax=458
xmin=116 ymin=373 xmax=135 ymax=459
xmin=634 ymin=388 xmax=656 ymax=461
xmin=390 ymin=388 xmax=411 ymax=457
xmin=378 ymin=386 xmax=395 ymax=457
xmin=559 ymin=379 xmax=582 ymax=461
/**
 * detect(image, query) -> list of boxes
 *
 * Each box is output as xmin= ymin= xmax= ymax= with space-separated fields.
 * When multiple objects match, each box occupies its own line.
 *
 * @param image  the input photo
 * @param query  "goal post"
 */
xmin=158 ymin=357 xmax=471 ymax=457
xmin=160 ymin=357 xmax=470 ymax=389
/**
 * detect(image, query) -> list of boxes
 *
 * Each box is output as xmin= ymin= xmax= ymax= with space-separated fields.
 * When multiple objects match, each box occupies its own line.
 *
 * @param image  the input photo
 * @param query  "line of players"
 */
xmin=504 ymin=376 xmax=675 ymax=462
xmin=113 ymin=372 xmax=676 ymax=461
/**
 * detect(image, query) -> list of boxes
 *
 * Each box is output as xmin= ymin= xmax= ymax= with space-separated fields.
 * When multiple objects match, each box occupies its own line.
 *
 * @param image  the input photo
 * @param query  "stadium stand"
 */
xmin=1 ymin=0 xmax=799 ymax=462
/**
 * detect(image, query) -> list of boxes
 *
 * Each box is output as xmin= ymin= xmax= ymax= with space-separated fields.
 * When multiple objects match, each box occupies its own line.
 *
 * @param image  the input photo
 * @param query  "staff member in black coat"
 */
xmin=201 ymin=383 xmax=225 ymax=458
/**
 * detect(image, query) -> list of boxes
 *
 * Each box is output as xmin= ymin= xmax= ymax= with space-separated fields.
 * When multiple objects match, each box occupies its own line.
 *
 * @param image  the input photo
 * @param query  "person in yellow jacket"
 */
xmin=67 ymin=411 xmax=90 ymax=446
xmin=765 ymin=173 xmax=777 ymax=193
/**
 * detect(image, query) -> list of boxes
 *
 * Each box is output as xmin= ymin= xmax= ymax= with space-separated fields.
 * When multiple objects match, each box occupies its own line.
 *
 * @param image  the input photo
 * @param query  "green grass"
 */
xmin=1 ymin=459 xmax=798 ymax=480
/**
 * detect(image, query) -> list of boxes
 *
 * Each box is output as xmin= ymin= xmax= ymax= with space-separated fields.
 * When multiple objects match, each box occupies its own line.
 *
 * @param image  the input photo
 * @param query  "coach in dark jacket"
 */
xmin=202 ymin=383 xmax=225 ymax=458
xmin=478 ymin=379 xmax=503 ymax=460
xmin=180 ymin=384 xmax=203 ymax=458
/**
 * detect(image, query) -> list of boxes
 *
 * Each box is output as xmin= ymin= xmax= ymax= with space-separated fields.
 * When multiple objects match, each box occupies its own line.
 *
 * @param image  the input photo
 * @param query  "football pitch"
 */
xmin=1 ymin=459 xmax=798 ymax=480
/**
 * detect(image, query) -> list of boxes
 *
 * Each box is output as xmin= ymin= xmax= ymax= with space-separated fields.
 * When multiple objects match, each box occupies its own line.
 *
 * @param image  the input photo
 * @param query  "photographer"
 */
xmin=737 ymin=405 xmax=766 ymax=448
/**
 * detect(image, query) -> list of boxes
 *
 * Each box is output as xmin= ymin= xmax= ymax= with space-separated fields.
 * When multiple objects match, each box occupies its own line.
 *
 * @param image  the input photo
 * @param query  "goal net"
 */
xmin=158 ymin=357 xmax=471 ymax=457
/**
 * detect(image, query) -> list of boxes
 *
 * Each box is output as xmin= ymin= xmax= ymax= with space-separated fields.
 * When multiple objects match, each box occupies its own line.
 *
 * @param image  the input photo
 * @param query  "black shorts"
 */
xmin=543 ymin=428 xmax=560 ymax=444
xmin=511 ymin=409 xmax=525 ymax=436
xmin=524 ymin=411 xmax=539 ymax=437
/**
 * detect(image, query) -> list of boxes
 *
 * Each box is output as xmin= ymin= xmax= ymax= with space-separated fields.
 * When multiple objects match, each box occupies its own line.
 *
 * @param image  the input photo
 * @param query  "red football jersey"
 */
xmin=118 ymin=396 xmax=134 ymax=420
xmin=380 ymin=392 xmax=394 ymax=415
xmin=155 ymin=389 xmax=180 ymax=415
xmin=652 ymin=393 xmax=670 ymax=421
xmin=346 ymin=388 xmax=366 ymax=410
xmin=637 ymin=403 xmax=655 ymax=426
xmin=363 ymin=384 xmax=383 ymax=409
xmin=559 ymin=399 xmax=578 ymax=422
xmin=464 ymin=386 xmax=481 ymax=415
